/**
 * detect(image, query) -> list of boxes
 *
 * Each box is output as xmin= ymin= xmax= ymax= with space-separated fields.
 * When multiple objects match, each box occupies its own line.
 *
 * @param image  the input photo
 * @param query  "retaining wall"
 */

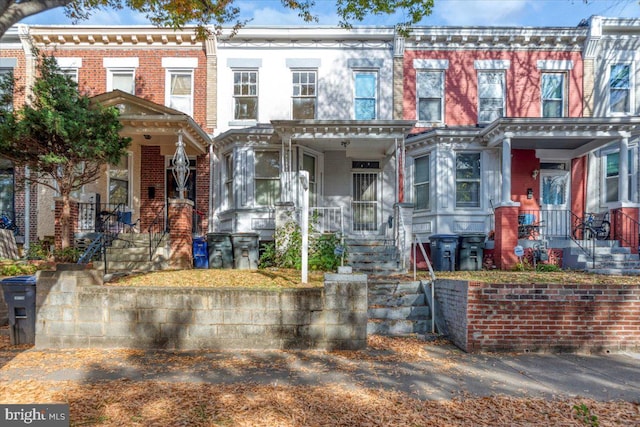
xmin=35 ymin=268 xmax=367 ymax=350
xmin=436 ymin=279 xmax=640 ymax=353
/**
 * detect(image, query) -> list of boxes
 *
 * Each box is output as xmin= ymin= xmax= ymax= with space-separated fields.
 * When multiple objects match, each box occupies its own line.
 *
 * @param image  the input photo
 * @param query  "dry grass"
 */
xmin=108 ymin=268 xmax=325 ymax=289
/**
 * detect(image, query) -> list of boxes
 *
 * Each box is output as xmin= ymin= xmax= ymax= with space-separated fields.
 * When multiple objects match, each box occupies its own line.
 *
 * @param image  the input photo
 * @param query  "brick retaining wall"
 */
xmin=34 ymin=268 xmax=367 ymax=351
xmin=436 ymin=279 xmax=640 ymax=353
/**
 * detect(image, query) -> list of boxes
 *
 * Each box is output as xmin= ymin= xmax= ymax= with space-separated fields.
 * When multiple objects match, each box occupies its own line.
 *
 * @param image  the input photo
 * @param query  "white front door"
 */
xmin=352 ymin=172 xmax=379 ymax=233
xmin=540 ymin=169 xmax=570 ymax=238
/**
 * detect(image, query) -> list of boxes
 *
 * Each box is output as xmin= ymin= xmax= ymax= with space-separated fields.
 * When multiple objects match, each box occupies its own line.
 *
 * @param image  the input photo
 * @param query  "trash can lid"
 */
xmin=429 ymin=234 xmax=459 ymax=240
xmin=1 ymin=275 xmax=36 ymax=285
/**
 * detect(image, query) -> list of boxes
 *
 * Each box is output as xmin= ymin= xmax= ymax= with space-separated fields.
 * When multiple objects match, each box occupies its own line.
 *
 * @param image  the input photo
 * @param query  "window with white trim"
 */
xmin=225 ymin=153 xmax=234 ymax=209
xmin=165 ymin=70 xmax=193 ymax=116
xmin=0 ymin=68 xmax=13 ymax=111
xmin=609 ymin=64 xmax=631 ymax=114
xmin=108 ymin=153 xmax=131 ymax=206
xmin=233 ymin=70 xmax=258 ymax=120
xmin=456 ymin=152 xmax=481 ymax=208
xmin=417 ymin=71 xmax=444 ymax=123
xmin=478 ymin=71 xmax=504 ymax=123
xmin=414 ymin=155 xmax=430 ymax=210
xmin=354 ymin=71 xmax=377 ymax=120
xmin=605 ymin=150 xmax=633 ymax=203
xmin=292 ymin=70 xmax=316 ymax=119
xmin=302 ymin=153 xmax=317 ymax=206
xmin=541 ymin=73 xmax=565 ymax=118
xmin=254 ymin=150 xmax=280 ymax=206
xmin=108 ymin=69 xmax=135 ymax=94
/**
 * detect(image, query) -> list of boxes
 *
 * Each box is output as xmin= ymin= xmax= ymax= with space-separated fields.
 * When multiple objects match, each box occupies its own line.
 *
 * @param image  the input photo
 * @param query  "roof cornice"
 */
xmin=26 ymin=25 xmax=205 ymax=48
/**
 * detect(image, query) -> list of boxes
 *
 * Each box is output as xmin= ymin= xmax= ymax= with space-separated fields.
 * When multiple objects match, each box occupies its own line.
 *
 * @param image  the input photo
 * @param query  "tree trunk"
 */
xmin=60 ymin=191 xmax=71 ymax=249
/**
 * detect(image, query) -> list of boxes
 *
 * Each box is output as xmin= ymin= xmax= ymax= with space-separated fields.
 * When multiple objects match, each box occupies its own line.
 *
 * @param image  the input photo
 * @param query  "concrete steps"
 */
xmin=346 ymin=238 xmax=404 ymax=275
xmin=561 ymin=240 xmax=640 ymax=274
xmin=86 ymin=233 xmax=170 ymax=275
xmin=367 ymin=281 xmax=431 ymax=337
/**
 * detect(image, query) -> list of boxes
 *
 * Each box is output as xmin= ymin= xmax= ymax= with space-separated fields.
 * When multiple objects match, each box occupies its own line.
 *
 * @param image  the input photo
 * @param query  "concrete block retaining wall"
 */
xmin=35 ymin=268 xmax=367 ymax=350
xmin=436 ymin=279 xmax=640 ymax=353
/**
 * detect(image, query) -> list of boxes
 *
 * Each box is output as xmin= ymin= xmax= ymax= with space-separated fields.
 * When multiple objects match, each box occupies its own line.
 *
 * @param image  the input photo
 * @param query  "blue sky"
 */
xmin=22 ymin=0 xmax=640 ymax=28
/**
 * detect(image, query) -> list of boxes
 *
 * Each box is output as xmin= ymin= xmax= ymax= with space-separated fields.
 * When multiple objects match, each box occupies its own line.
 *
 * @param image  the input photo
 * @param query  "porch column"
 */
xmin=501 ymin=136 xmax=513 ymax=205
xmin=168 ymin=199 xmax=193 ymax=269
xmin=619 ymin=136 xmax=630 ymax=203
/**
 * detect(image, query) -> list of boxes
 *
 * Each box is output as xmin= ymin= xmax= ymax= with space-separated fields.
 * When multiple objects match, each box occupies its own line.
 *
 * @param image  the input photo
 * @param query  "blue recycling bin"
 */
xmin=193 ymin=237 xmax=208 ymax=268
xmin=1 ymin=275 xmax=37 ymax=345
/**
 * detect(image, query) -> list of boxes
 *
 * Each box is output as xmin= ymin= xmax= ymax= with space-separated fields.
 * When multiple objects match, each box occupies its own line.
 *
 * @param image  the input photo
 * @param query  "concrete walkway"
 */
xmin=1 ymin=339 xmax=639 ymax=402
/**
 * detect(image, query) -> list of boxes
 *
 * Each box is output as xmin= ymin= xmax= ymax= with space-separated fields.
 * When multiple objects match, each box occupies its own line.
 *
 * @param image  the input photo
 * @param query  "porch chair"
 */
xmin=116 ymin=211 xmax=140 ymax=233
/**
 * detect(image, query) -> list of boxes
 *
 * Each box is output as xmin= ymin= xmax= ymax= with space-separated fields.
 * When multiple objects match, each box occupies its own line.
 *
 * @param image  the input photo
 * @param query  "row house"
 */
xmin=1 ymin=17 xmax=639 ymax=271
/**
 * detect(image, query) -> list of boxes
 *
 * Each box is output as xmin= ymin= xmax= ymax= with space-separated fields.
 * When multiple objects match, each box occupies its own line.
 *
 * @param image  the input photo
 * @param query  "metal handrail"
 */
xmin=413 ymin=233 xmax=436 ymax=334
xmin=148 ymin=205 xmax=167 ymax=261
xmin=613 ymin=208 xmax=640 ymax=251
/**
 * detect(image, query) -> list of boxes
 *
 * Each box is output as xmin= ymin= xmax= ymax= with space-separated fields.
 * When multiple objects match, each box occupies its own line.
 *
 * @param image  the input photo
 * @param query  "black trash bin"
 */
xmin=231 ymin=232 xmax=259 ymax=270
xmin=458 ymin=233 xmax=486 ymax=271
xmin=429 ymin=234 xmax=459 ymax=271
xmin=193 ymin=237 xmax=208 ymax=269
xmin=207 ymin=233 xmax=233 ymax=269
xmin=1 ymin=275 xmax=37 ymax=345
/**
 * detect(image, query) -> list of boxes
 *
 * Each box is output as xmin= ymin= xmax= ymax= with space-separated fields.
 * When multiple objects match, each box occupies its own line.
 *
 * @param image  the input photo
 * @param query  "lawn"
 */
xmin=108 ymin=267 xmax=640 ymax=288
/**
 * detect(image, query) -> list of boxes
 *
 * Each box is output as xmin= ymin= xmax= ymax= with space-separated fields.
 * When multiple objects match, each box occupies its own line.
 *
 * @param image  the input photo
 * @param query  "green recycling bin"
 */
xmin=458 ymin=233 xmax=486 ymax=271
xmin=1 ymin=275 xmax=37 ymax=345
xmin=207 ymin=233 xmax=233 ymax=269
xmin=231 ymin=232 xmax=259 ymax=270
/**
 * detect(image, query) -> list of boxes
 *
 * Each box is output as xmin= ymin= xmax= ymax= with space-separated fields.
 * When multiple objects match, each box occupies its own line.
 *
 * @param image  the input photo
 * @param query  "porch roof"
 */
xmin=405 ymin=117 xmax=640 ymax=159
xmin=482 ymin=117 xmax=640 ymax=158
xmin=90 ymin=90 xmax=211 ymax=154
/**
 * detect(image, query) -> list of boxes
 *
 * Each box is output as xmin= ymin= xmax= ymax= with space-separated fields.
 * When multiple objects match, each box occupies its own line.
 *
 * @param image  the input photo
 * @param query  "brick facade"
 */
xmin=493 ymin=205 xmax=519 ymax=269
xmin=168 ymin=199 xmax=193 ymax=269
xmin=139 ymin=146 xmax=166 ymax=231
xmin=436 ymin=279 xmax=640 ymax=353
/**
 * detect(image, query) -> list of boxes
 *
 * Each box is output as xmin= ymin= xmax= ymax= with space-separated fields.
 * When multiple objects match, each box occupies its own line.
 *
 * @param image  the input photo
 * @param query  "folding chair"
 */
xmin=116 ymin=211 xmax=139 ymax=233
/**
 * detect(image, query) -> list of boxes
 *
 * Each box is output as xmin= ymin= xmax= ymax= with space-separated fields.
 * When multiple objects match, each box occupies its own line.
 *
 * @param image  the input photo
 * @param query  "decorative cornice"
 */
xmin=405 ymin=27 xmax=587 ymax=51
xmin=27 ymin=26 xmax=204 ymax=48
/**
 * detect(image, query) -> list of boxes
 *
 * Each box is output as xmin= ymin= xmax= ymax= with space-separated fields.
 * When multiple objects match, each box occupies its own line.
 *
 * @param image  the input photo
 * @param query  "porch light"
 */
xmin=531 ymin=169 xmax=539 ymax=180
xmin=172 ymin=130 xmax=190 ymax=200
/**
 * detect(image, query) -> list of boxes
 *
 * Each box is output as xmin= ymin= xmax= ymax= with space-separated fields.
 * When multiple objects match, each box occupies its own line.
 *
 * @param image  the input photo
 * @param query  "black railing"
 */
xmin=78 ymin=202 xmax=126 ymax=233
xmin=148 ymin=205 xmax=167 ymax=261
xmin=613 ymin=208 xmax=640 ymax=252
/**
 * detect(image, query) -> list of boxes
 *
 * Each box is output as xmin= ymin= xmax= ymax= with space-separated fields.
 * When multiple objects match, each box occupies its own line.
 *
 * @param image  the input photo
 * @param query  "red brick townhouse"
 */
xmin=399 ymin=22 xmax=640 ymax=270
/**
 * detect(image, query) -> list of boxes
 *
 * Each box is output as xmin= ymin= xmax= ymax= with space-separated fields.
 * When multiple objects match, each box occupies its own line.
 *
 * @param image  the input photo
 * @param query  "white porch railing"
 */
xmin=310 ymin=206 xmax=343 ymax=235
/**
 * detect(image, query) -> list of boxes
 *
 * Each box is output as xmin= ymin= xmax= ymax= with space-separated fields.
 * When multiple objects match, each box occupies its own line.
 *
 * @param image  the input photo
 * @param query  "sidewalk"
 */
xmin=1 ymin=336 xmax=639 ymax=402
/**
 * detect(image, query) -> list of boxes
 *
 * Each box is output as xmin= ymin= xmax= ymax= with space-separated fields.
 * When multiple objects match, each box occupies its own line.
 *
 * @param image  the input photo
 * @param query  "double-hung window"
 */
xmin=234 ymin=70 xmax=258 ymax=120
xmin=225 ymin=153 xmax=234 ymax=209
xmin=541 ymin=73 xmax=565 ymax=118
xmin=605 ymin=150 xmax=633 ymax=203
xmin=292 ymin=71 xmax=316 ymax=119
xmin=166 ymin=70 xmax=194 ymax=116
xmin=108 ymin=69 xmax=135 ymax=94
xmin=478 ymin=71 xmax=504 ymax=124
xmin=417 ymin=71 xmax=444 ymax=124
xmin=108 ymin=153 xmax=131 ymax=206
xmin=254 ymin=151 xmax=280 ymax=206
xmin=609 ymin=64 xmax=631 ymax=115
xmin=414 ymin=155 xmax=430 ymax=210
xmin=456 ymin=153 xmax=481 ymax=208
xmin=0 ymin=68 xmax=13 ymax=111
xmin=354 ymin=71 xmax=377 ymax=120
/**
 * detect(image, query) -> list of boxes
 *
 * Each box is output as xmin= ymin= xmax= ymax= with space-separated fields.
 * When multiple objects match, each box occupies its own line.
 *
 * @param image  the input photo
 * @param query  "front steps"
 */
xmin=560 ymin=239 xmax=640 ymax=275
xmin=367 ymin=280 xmax=432 ymax=337
xmin=84 ymin=233 xmax=170 ymax=275
xmin=346 ymin=238 xmax=404 ymax=275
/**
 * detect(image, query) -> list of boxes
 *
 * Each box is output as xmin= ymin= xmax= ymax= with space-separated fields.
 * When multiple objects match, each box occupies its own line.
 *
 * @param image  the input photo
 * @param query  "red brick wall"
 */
xmin=140 ymin=146 xmax=165 ymax=230
xmin=493 ymin=205 xmax=519 ymax=269
xmin=168 ymin=200 xmax=193 ymax=269
xmin=511 ymin=149 xmax=540 ymax=209
xmin=571 ymin=156 xmax=587 ymax=217
xmin=403 ymin=50 xmax=584 ymax=131
xmin=437 ymin=279 xmax=640 ymax=353
xmin=195 ymin=152 xmax=210 ymax=233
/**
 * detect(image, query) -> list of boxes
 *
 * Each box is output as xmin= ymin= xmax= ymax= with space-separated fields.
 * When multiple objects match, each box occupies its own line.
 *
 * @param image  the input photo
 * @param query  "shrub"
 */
xmin=53 ymin=247 xmax=82 ymax=263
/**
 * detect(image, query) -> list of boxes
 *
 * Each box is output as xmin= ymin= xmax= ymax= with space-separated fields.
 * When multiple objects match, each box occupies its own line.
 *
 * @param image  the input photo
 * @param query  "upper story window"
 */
xmin=166 ymin=70 xmax=194 ymax=116
xmin=56 ymin=57 xmax=81 ymax=83
xmin=609 ymin=64 xmax=631 ymax=115
xmin=478 ymin=71 xmax=504 ymax=124
xmin=254 ymin=150 xmax=280 ymax=206
xmin=292 ymin=70 xmax=317 ymax=119
xmin=456 ymin=152 xmax=481 ymax=208
xmin=354 ymin=71 xmax=377 ymax=120
xmin=414 ymin=154 xmax=430 ymax=210
xmin=234 ymin=70 xmax=258 ymax=121
xmin=417 ymin=71 xmax=444 ymax=124
xmin=104 ymin=58 xmax=138 ymax=95
xmin=0 ymin=68 xmax=13 ymax=111
xmin=541 ymin=73 xmax=565 ymax=118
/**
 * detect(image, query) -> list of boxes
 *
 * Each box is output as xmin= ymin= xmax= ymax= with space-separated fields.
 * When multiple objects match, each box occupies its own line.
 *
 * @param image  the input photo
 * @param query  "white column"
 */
xmin=501 ymin=136 xmax=512 ymax=205
xmin=619 ymin=136 xmax=629 ymax=203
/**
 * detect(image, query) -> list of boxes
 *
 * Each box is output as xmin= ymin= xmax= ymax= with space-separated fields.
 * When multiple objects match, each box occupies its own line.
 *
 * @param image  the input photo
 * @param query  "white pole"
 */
xmin=300 ymin=171 xmax=309 ymax=284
